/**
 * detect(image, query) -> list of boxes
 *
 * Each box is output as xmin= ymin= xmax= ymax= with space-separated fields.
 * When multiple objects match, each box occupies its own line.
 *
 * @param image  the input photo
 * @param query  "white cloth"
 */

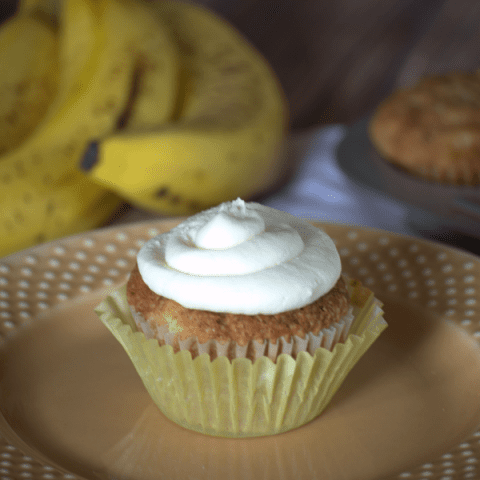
xmin=263 ymin=125 xmax=417 ymax=236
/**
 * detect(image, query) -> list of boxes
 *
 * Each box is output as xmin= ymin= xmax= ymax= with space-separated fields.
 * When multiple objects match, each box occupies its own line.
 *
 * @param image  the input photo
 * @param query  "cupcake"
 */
xmin=368 ymin=71 xmax=480 ymax=185
xmin=96 ymin=199 xmax=386 ymax=437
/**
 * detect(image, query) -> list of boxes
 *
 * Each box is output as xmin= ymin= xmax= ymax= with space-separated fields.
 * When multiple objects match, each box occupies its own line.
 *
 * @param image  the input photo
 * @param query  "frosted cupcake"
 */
xmin=96 ymin=199 xmax=386 ymax=437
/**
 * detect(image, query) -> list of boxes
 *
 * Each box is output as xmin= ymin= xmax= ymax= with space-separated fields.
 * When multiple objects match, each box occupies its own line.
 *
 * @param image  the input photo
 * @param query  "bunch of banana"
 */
xmin=0 ymin=0 xmax=287 ymax=257
xmin=82 ymin=0 xmax=288 ymax=216
xmin=0 ymin=0 xmax=178 ymax=257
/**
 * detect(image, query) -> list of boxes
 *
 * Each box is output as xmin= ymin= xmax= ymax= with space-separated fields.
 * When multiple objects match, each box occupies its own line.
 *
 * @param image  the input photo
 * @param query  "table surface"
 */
xmin=2 ymin=0 xmax=479 ymax=256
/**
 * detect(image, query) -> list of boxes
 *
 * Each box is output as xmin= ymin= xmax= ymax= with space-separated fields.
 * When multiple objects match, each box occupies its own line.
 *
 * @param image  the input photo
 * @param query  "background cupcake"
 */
xmin=369 ymin=71 xmax=480 ymax=185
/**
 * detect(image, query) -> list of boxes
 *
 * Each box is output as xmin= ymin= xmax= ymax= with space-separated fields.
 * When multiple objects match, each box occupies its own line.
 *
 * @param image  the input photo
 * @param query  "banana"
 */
xmin=18 ymin=0 xmax=178 ymax=131
xmin=0 ymin=11 xmax=58 ymax=155
xmin=114 ymin=1 xmax=179 ymax=131
xmin=82 ymin=0 xmax=288 ymax=216
xmin=0 ymin=0 xmax=116 ymax=257
xmin=0 ymin=0 xmax=178 ymax=257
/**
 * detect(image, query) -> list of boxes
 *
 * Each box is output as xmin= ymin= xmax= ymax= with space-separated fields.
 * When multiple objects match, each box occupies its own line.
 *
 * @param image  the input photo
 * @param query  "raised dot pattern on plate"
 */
xmin=0 ymin=224 xmax=161 ymax=480
xmin=394 ymin=435 xmax=480 ymax=480
xmin=334 ymin=227 xmax=478 ymax=336
xmin=0 ymin=226 xmax=153 ymax=344
xmin=324 ymin=224 xmax=479 ymax=480
xmin=0 ymin=439 xmax=78 ymax=480
xmin=0 ymin=220 xmax=478 ymax=480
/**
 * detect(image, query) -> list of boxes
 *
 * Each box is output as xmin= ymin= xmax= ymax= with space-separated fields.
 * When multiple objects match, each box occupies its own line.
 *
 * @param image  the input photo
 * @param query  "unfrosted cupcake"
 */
xmin=96 ymin=199 xmax=386 ymax=437
xmin=369 ymin=71 xmax=480 ymax=185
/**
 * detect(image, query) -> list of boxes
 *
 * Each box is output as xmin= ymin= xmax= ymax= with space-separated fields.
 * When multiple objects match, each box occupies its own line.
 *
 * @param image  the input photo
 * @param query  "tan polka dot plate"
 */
xmin=0 ymin=219 xmax=479 ymax=480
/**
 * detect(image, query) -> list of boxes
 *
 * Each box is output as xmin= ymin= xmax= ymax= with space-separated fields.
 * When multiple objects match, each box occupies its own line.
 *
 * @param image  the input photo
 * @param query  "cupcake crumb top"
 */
xmin=127 ymin=264 xmax=350 ymax=346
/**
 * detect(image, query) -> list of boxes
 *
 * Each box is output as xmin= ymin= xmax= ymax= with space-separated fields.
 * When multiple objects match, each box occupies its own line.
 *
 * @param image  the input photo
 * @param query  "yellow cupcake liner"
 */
xmin=130 ymin=302 xmax=356 ymax=362
xmin=95 ymin=278 xmax=386 ymax=438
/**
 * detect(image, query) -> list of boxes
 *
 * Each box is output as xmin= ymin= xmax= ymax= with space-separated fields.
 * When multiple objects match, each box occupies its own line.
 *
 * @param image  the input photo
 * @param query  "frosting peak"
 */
xmin=137 ymin=199 xmax=341 ymax=314
xmin=193 ymin=199 xmax=265 ymax=249
xmin=165 ymin=199 xmax=304 ymax=276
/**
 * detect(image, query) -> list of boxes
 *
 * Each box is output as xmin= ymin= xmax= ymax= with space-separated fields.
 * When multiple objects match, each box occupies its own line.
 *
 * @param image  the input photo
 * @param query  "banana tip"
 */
xmin=80 ymin=142 xmax=99 ymax=172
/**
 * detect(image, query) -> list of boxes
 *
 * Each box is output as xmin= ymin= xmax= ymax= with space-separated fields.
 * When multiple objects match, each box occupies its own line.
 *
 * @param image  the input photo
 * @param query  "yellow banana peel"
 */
xmin=82 ymin=0 xmax=288 ymax=216
xmin=0 ymin=171 xmax=121 ymax=256
xmin=0 ymin=12 xmax=58 ymax=155
xmin=0 ymin=0 xmax=179 ymax=257
xmin=114 ymin=0 xmax=179 ymax=130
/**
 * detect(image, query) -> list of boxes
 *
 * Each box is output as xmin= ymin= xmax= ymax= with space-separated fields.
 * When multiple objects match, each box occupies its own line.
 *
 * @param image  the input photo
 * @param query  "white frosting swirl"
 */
xmin=137 ymin=199 xmax=342 ymax=314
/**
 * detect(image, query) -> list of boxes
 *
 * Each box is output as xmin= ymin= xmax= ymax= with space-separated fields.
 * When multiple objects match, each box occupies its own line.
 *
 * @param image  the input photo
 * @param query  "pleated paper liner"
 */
xmin=129 ymin=304 xmax=355 ymax=363
xmin=95 ymin=278 xmax=386 ymax=438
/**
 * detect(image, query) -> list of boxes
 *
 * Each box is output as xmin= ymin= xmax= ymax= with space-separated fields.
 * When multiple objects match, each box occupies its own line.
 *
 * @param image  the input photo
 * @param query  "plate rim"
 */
xmin=0 ymin=219 xmax=479 ymax=480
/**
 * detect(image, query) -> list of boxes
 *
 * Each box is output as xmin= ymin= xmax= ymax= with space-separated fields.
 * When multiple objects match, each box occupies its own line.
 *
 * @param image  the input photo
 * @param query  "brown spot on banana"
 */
xmin=14 ymin=160 xmax=27 ymax=178
xmin=192 ymin=169 xmax=207 ymax=181
xmin=42 ymin=173 xmax=53 ymax=186
xmin=114 ymin=58 xmax=144 ymax=131
xmin=46 ymin=201 xmax=56 ymax=215
xmin=1 ymin=173 xmax=12 ymax=184
xmin=5 ymin=110 xmax=18 ymax=126
xmin=155 ymin=187 xmax=170 ymax=198
xmin=153 ymin=186 xmax=203 ymax=212
xmin=92 ymin=96 xmax=118 ymax=117
xmin=187 ymin=200 xmax=202 ymax=211
xmin=62 ymin=141 xmax=77 ymax=159
xmin=14 ymin=211 xmax=25 ymax=224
